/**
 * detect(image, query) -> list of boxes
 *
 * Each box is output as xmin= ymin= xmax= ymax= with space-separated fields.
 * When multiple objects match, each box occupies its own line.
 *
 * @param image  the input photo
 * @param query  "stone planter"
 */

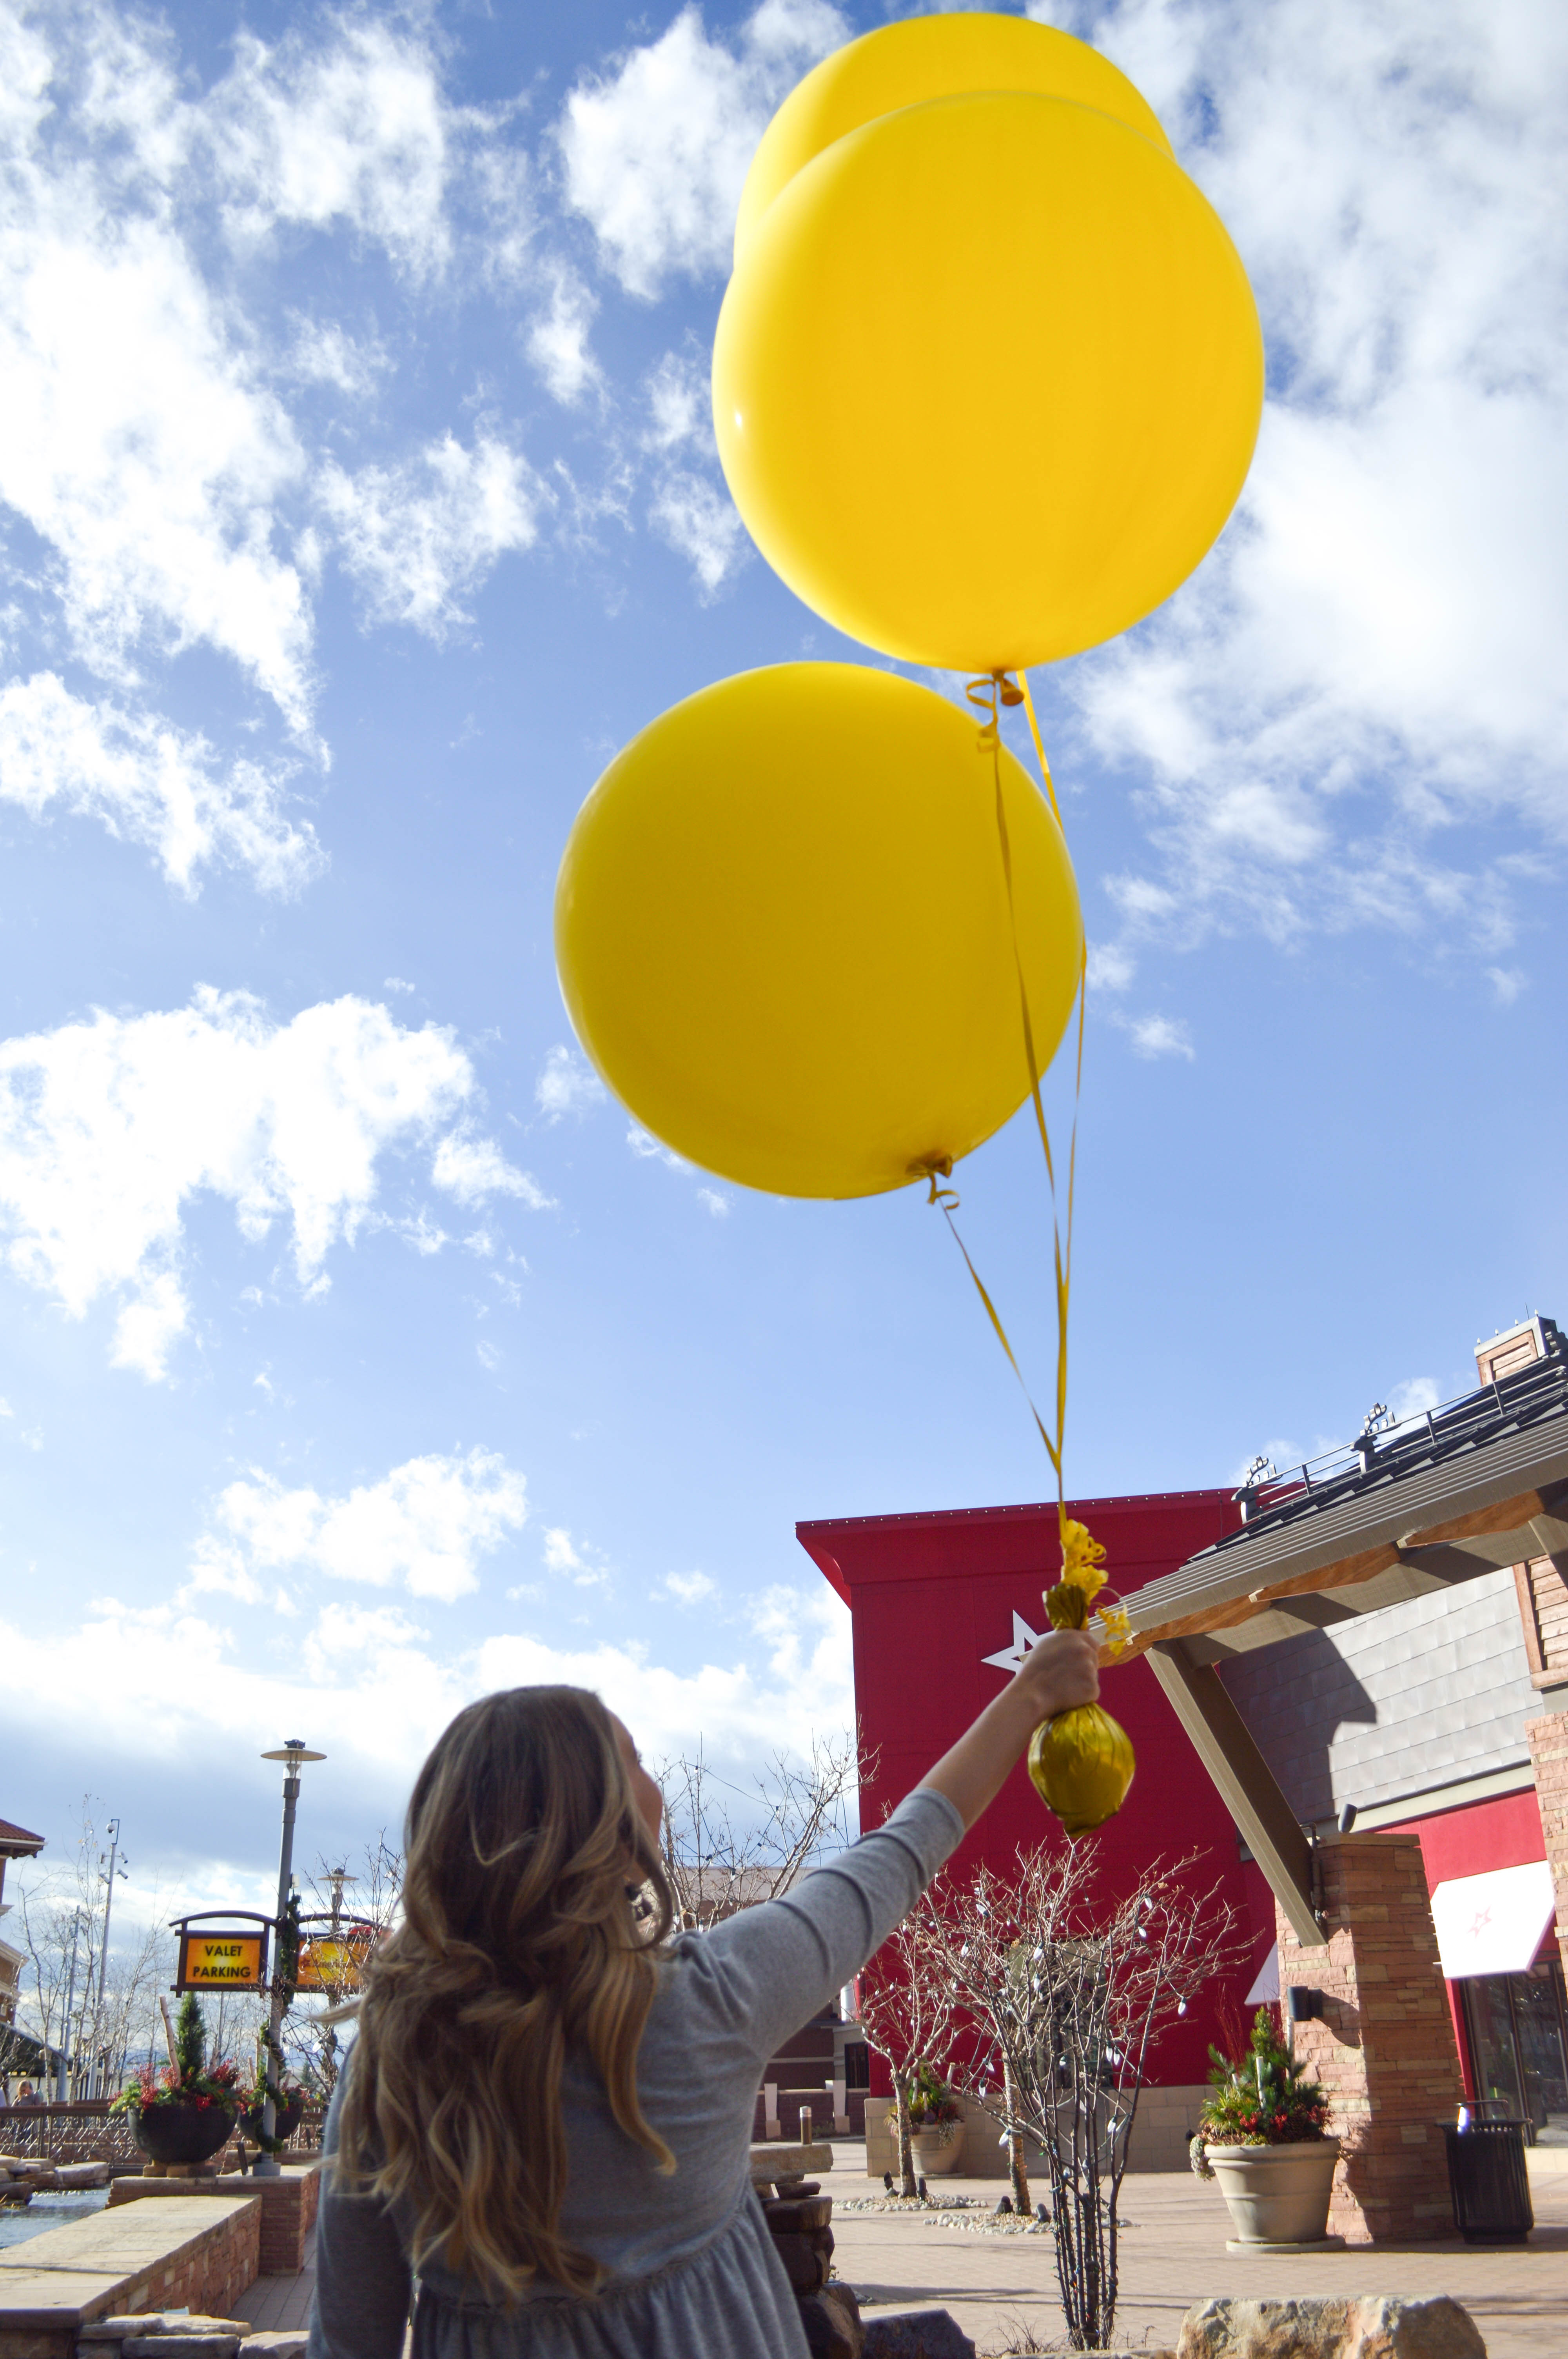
xmin=240 ymin=2095 xmax=304 ymax=2146
xmin=132 ymin=2100 xmax=239 ymax=2168
xmin=912 ymin=2122 xmax=965 ymax=2177
xmin=1205 ymin=2137 xmax=1340 ymax=2246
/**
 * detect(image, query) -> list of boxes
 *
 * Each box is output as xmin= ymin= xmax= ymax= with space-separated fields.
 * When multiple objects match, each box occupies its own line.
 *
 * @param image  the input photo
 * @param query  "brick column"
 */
xmin=1525 ymin=1710 xmax=1568 ymax=1981
xmin=1274 ymin=1830 xmax=1461 ymax=2243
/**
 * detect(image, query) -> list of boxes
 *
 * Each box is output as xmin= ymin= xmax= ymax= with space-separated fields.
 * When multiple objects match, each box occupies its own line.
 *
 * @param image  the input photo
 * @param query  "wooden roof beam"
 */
xmin=1145 ymin=1638 xmax=1323 ymax=1947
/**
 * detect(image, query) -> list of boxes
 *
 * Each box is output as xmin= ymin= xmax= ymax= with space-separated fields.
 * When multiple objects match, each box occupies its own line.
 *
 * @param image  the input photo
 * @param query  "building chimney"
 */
xmin=1475 ymin=1315 xmax=1562 ymax=1387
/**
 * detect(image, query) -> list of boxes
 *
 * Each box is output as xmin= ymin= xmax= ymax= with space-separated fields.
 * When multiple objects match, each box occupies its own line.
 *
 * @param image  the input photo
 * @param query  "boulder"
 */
xmin=799 ymin=2283 xmax=865 ymax=2359
xmin=1178 ymin=2297 xmax=1486 ymax=2359
xmin=238 ymin=2341 xmax=309 ymax=2359
xmin=862 ymin=2312 xmax=977 ymax=2359
xmin=1342 ymin=2301 xmax=1486 ymax=2359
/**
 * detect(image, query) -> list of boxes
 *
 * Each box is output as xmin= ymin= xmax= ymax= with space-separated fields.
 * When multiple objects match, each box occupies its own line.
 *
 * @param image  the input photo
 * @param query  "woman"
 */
xmin=310 ymin=1629 xmax=1099 ymax=2359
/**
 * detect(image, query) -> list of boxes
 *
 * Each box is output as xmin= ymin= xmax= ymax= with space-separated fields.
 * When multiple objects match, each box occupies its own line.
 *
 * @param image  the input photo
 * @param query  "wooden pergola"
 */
xmin=1118 ymin=1341 xmax=1568 ymax=1943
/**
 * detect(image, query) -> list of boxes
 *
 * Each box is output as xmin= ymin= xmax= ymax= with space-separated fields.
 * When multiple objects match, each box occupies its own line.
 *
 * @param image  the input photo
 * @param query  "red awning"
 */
xmin=1430 ymin=1861 xmax=1557 ymax=1979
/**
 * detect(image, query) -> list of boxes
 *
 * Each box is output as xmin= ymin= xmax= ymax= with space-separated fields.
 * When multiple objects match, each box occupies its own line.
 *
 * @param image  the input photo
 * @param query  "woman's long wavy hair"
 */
xmin=336 ymin=1685 xmax=675 ymax=2301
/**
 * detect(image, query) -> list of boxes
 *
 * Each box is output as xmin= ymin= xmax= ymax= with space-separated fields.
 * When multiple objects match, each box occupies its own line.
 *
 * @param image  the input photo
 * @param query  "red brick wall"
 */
xmin=256 ymin=2166 xmax=320 ymax=2274
xmin=1276 ymin=1832 xmax=1462 ymax=2243
xmin=1525 ymin=1710 xmax=1568 ymax=1982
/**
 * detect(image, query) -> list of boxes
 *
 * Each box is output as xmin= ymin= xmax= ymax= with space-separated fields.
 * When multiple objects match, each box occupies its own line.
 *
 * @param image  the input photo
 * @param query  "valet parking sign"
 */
xmin=174 ymin=1918 xmax=270 ymax=1992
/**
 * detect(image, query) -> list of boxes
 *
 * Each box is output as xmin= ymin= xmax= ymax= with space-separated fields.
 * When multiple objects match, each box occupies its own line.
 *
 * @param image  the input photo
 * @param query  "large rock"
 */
xmin=799 ymin=2283 xmax=865 ymax=2359
xmin=1178 ymin=2297 xmax=1486 ymax=2359
xmin=1342 ymin=2301 xmax=1486 ymax=2359
xmin=862 ymin=2312 xmax=977 ymax=2359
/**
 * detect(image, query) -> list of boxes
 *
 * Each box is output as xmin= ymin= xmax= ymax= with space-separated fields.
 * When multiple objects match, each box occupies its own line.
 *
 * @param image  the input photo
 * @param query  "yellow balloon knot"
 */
xmin=1096 ymin=1603 xmax=1134 ymax=1661
xmin=1057 ymin=1516 xmax=1108 ymax=1601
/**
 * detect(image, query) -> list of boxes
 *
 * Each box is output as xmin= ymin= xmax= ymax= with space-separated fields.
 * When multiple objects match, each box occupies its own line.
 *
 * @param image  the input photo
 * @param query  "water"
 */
xmin=0 ymin=2188 xmax=110 ymax=2249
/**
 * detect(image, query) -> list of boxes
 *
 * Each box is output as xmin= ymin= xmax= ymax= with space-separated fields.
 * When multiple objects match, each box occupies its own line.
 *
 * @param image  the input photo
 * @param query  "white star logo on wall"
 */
xmin=982 ymin=1611 xmax=1044 ymax=1677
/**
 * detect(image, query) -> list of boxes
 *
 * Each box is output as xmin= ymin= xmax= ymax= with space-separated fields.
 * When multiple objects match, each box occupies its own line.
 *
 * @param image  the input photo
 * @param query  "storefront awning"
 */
xmin=1245 ymin=1943 xmax=1280 ymax=2005
xmin=1430 ymin=1860 xmax=1557 ymax=1979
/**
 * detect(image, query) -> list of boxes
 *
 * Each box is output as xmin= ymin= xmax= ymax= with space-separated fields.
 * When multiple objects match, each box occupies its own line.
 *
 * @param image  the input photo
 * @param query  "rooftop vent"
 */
xmin=1475 ymin=1314 xmax=1564 ymax=1386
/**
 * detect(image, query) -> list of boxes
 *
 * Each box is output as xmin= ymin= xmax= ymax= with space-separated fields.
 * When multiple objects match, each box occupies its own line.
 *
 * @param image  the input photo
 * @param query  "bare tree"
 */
xmin=11 ymin=1803 xmax=171 ymax=2098
xmin=854 ymin=1888 xmax=958 ymax=2198
xmin=655 ymin=1733 xmax=870 ymax=1931
xmin=925 ymin=1845 xmax=1242 ymax=2353
xmin=287 ymin=1835 xmax=406 ymax=2096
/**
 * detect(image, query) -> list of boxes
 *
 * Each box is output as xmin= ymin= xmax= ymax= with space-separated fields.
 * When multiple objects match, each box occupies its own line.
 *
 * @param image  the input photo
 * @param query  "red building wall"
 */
xmin=797 ymin=1488 xmax=1271 ymax=2088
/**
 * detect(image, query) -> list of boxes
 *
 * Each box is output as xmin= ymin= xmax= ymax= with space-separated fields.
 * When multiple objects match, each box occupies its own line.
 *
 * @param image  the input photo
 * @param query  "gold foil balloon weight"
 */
xmin=1027 ymin=1520 xmax=1136 ymax=1837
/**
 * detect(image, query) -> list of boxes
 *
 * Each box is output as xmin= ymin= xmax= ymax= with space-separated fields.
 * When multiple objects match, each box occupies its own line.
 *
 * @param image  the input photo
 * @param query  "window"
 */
xmin=1461 ymin=1959 xmax=1568 ymax=2141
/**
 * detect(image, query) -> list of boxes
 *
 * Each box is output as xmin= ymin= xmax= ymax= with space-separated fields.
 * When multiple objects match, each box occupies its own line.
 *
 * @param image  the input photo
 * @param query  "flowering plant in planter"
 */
xmin=110 ymin=1997 xmax=242 ymax=2120
xmin=902 ymin=2059 xmax=963 ymax=2130
xmin=1191 ymin=2008 xmax=1328 ymax=2174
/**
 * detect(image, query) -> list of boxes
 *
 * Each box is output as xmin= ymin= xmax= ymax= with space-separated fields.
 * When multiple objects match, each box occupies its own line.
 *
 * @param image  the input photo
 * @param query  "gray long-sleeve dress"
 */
xmin=308 ymin=1785 xmax=962 ymax=2359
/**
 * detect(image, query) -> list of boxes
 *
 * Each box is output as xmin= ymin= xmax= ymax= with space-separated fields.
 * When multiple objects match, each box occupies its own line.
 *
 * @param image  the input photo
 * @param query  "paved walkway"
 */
xmin=829 ymin=2149 xmax=1568 ymax=2356
xmin=235 ymin=2225 xmax=315 ymax=2332
xmin=233 ymin=2158 xmax=1568 ymax=2353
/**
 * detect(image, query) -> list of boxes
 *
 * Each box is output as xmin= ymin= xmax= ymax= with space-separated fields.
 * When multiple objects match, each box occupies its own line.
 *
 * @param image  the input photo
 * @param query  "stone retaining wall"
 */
xmin=107 ymin=2168 xmax=319 ymax=2278
xmin=0 ymin=2195 xmax=260 ymax=2359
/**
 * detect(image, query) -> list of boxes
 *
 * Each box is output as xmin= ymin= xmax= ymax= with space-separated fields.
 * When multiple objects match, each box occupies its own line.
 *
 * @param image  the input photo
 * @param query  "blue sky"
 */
xmin=0 ymin=0 xmax=1563 ymax=1934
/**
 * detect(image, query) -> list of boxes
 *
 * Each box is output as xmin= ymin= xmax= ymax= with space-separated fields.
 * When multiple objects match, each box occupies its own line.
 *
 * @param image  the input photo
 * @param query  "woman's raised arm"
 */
xmin=919 ymin=1624 xmax=1100 ymax=1830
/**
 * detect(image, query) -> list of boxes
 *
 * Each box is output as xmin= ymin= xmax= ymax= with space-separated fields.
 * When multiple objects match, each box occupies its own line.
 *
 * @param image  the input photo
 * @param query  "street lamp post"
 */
xmin=256 ymin=1740 xmax=325 ymax=2178
xmin=94 ymin=1819 xmax=128 ymax=2098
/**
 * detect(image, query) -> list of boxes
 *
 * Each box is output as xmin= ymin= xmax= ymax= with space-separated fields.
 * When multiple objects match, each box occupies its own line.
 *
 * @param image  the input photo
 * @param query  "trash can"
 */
xmin=1443 ymin=2119 xmax=1534 ymax=2244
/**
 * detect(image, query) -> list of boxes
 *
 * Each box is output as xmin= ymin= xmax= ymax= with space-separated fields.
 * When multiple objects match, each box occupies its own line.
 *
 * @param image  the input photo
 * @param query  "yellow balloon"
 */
xmin=735 ymin=11 xmax=1173 ymax=259
xmin=713 ymin=93 xmax=1264 ymax=673
xmin=554 ymin=665 xmax=1082 ymax=1201
xmin=1028 ymin=1705 xmax=1136 ymax=1837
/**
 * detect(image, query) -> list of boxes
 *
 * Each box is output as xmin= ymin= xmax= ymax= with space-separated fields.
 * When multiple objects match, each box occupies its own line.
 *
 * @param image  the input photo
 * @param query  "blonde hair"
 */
xmin=337 ymin=1685 xmax=675 ymax=2300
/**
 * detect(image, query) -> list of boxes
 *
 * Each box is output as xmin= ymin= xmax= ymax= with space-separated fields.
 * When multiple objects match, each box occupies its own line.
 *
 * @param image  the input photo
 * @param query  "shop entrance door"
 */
xmin=1461 ymin=1958 xmax=1568 ymax=2141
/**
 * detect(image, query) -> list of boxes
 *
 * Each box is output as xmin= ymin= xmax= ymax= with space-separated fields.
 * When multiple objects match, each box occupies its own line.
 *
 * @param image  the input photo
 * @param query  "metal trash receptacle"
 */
xmin=1443 ymin=2120 xmax=1533 ymax=2244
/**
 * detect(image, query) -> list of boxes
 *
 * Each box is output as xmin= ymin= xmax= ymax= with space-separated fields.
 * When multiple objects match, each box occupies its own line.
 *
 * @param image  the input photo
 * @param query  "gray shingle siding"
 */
xmin=1219 ymin=1568 xmax=1541 ymax=1822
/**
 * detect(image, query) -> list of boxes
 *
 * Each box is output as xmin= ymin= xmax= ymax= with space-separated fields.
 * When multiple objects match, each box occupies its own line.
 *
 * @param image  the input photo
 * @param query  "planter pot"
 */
xmin=240 ymin=2096 xmax=304 ymax=2146
xmin=132 ymin=2102 xmax=238 ymax=2168
xmin=912 ymin=2124 xmax=965 ymax=2177
xmin=1205 ymin=2139 xmax=1340 ymax=2246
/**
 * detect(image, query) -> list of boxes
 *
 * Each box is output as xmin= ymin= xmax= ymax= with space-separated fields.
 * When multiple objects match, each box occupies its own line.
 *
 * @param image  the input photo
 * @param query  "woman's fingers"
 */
xmin=1018 ymin=1627 xmax=1101 ymax=1717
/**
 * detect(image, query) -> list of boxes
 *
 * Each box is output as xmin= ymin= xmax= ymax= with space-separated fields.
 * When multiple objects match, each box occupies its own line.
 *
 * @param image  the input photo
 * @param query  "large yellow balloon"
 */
xmin=735 ymin=11 xmax=1173 ymax=258
xmin=713 ymin=93 xmax=1264 ymax=673
xmin=554 ymin=665 xmax=1082 ymax=1201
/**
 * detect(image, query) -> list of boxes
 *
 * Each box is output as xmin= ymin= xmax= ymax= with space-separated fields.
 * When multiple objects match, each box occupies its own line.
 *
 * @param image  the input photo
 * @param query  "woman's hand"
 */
xmin=1013 ymin=1627 xmax=1100 ymax=1725
xmin=920 ymin=1623 xmax=1107 ymax=1832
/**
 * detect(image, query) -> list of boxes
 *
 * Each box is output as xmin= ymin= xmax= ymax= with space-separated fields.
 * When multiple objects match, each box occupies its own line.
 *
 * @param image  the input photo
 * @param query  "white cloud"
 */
xmin=110 ymin=1269 xmax=188 ymax=1382
xmin=649 ymin=471 xmax=749 ymax=598
xmin=1486 ymin=966 xmax=1526 ymax=1005
xmin=285 ymin=318 xmax=387 ymax=396
xmin=661 ymin=1568 xmax=718 ymax=1606
xmin=1085 ymin=941 xmax=1137 ymax=994
xmin=205 ymin=21 xmax=452 ymax=279
xmin=628 ymin=1125 xmax=691 ymax=1171
xmin=697 ymin=1187 xmax=730 ymax=1218
xmin=191 ymin=1447 xmax=528 ymax=1607
xmin=0 ymin=1576 xmax=855 ymax=1800
xmin=432 ymin=1131 xmax=554 ymax=1210
xmin=526 ymin=263 xmax=602 ymax=406
xmin=1043 ymin=0 xmax=1568 ymax=952
xmin=0 ymin=987 xmax=491 ymax=1378
xmin=535 ymin=1044 xmax=607 ymax=1121
xmin=1387 ymin=1376 xmax=1443 ymax=1424
xmin=1123 ymin=1013 xmax=1195 ymax=1061
xmin=319 ymin=432 xmax=548 ymax=638
xmin=557 ymin=0 xmax=847 ymax=298
xmin=0 ymin=672 xmax=321 ymax=892
xmin=0 ymin=155 xmax=315 ymax=730
xmin=643 ymin=349 xmax=711 ymax=454
xmin=540 ymin=1525 xmax=611 ymax=1590
xmin=383 ymin=976 xmax=416 ymax=996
